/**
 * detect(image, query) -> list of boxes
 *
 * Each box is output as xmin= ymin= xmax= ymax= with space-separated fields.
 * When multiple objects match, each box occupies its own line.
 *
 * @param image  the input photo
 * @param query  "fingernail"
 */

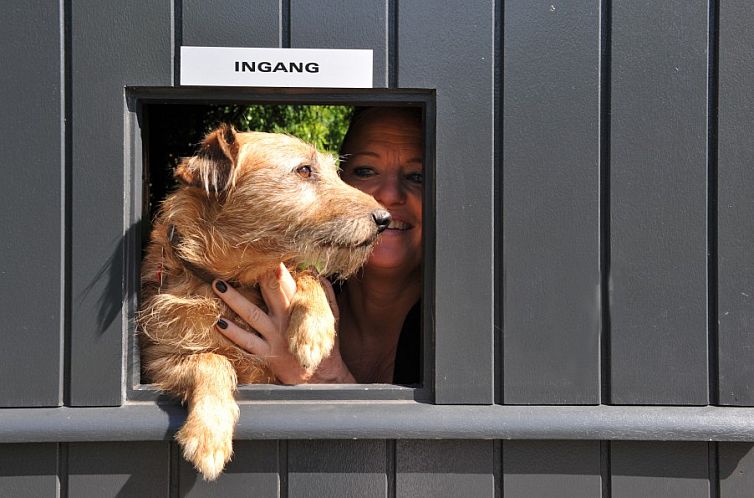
xmin=217 ymin=319 xmax=228 ymax=329
xmin=215 ymin=280 xmax=227 ymax=293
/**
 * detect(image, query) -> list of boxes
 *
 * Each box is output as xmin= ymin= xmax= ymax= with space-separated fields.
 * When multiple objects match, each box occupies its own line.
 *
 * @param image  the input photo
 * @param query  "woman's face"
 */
xmin=340 ymin=109 xmax=423 ymax=273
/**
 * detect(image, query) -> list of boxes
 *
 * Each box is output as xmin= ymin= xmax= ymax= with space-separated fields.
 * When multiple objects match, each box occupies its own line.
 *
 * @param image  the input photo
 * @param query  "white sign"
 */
xmin=180 ymin=46 xmax=373 ymax=88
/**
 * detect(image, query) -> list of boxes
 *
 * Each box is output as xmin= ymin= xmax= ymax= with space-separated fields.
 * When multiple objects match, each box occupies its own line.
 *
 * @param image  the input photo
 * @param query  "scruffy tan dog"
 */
xmin=138 ymin=124 xmax=389 ymax=480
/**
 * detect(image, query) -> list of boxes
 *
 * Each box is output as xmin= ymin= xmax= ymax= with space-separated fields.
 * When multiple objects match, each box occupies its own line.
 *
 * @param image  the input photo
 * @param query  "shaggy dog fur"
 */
xmin=138 ymin=124 xmax=388 ymax=480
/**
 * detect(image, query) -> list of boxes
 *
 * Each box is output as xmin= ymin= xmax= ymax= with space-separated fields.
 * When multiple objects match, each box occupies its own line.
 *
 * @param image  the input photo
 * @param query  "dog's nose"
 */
xmin=372 ymin=210 xmax=392 ymax=234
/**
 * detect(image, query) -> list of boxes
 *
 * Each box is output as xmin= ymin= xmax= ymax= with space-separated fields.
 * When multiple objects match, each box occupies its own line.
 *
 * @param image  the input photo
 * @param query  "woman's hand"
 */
xmin=212 ymin=263 xmax=355 ymax=384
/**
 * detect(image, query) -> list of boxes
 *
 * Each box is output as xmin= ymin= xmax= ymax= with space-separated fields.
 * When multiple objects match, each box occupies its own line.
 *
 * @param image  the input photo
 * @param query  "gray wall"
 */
xmin=2 ymin=0 xmax=754 ymax=496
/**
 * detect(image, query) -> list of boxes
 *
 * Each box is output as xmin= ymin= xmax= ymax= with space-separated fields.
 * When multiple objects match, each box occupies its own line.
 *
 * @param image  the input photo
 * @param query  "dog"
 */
xmin=138 ymin=124 xmax=389 ymax=480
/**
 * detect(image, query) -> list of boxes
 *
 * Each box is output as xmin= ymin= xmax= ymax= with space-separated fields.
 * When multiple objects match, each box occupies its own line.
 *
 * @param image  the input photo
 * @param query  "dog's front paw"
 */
xmin=176 ymin=398 xmax=239 ymax=481
xmin=287 ymin=275 xmax=336 ymax=371
xmin=288 ymin=311 xmax=335 ymax=371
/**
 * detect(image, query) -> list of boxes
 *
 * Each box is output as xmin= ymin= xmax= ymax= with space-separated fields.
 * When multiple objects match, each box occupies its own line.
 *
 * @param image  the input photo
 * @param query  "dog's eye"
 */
xmin=296 ymin=165 xmax=312 ymax=178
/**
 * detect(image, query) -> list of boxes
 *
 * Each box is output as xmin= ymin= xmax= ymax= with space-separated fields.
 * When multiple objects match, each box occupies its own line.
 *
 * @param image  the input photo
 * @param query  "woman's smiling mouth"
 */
xmin=386 ymin=218 xmax=412 ymax=231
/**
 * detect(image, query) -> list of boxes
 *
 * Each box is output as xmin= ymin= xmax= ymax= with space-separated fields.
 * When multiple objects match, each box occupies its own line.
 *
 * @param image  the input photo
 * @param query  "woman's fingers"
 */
xmin=278 ymin=264 xmax=297 ymax=298
xmin=319 ymin=277 xmax=340 ymax=323
xmin=213 ymin=279 xmax=275 ymax=338
xmin=215 ymin=317 xmax=267 ymax=355
xmin=259 ymin=263 xmax=295 ymax=318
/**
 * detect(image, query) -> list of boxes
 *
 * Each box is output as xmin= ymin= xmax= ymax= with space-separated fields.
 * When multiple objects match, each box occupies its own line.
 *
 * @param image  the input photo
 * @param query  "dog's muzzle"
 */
xmin=372 ymin=210 xmax=392 ymax=234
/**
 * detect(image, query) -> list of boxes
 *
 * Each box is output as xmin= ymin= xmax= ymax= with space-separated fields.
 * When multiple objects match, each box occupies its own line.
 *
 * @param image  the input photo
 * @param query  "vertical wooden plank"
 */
xmin=290 ymin=0 xmax=388 ymax=87
xmin=396 ymin=440 xmax=494 ymax=498
xmin=609 ymin=0 xmax=710 ymax=404
xmin=0 ymin=444 xmax=58 ymax=497
xmin=288 ymin=440 xmax=386 ymax=498
xmin=181 ymin=0 xmax=280 ymax=50
xmin=67 ymin=442 xmax=170 ymax=498
xmin=502 ymin=0 xmax=601 ymax=404
xmin=399 ymin=0 xmax=495 ymax=404
xmin=0 ymin=0 xmax=62 ymax=407
xmin=180 ymin=440 xmax=279 ymax=497
xmin=716 ymin=0 xmax=754 ymax=406
xmin=719 ymin=443 xmax=754 ymax=497
xmin=611 ymin=442 xmax=710 ymax=498
xmin=69 ymin=0 xmax=172 ymax=406
xmin=502 ymin=441 xmax=602 ymax=497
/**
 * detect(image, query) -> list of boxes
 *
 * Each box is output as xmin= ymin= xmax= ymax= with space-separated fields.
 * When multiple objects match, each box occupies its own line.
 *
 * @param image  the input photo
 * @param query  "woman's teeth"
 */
xmin=387 ymin=220 xmax=410 ymax=230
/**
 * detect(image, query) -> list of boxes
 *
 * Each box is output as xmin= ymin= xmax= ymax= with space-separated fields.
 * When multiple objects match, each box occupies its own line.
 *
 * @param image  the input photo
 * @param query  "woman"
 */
xmin=212 ymin=106 xmax=423 ymax=384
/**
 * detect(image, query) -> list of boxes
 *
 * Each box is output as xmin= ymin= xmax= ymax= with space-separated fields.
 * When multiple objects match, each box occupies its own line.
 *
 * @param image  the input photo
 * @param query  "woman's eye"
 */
xmin=352 ymin=167 xmax=376 ymax=178
xmin=296 ymin=165 xmax=312 ymax=178
xmin=406 ymin=172 xmax=423 ymax=184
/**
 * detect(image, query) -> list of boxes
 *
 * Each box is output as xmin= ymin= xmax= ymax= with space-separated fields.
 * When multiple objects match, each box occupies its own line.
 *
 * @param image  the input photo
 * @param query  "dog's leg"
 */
xmin=288 ymin=274 xmax=336 ymax=371
xmin=152 ymin=352 xmax=239 ymax=481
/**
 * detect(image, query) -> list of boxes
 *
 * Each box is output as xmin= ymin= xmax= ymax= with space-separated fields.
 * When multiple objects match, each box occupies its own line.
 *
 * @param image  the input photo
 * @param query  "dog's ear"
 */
xmin=175 ymin=123 xmax=240 ymax=193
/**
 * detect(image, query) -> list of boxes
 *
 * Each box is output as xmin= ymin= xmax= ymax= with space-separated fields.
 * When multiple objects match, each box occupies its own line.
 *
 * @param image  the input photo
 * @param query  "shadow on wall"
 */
xmin=176 ymin=440 xmax=280 ymax=495
xmin=78 ymin=220 xmax=144 ymax=336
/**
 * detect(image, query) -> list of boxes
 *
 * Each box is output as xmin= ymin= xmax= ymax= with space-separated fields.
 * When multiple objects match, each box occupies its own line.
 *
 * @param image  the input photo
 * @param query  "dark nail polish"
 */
xmin=217 ymin=319 xmax=228 ymax=329
xmin=215 ymin=280 xmax=227 ymax=293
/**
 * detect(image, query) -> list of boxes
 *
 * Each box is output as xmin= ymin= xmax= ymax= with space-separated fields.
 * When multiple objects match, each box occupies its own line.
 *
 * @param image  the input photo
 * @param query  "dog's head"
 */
xmin=169 ymin=124 xmax=390 ymax=281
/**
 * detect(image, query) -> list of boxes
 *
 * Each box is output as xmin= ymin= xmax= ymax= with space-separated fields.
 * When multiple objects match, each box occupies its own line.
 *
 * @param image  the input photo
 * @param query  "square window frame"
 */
xmin=124 ymin=86 xmax=436 ymax=403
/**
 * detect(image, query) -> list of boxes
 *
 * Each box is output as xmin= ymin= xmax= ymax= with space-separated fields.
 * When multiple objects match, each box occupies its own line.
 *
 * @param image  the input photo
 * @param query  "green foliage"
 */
xmin=203 ymin=104 xmax=354 ymax=156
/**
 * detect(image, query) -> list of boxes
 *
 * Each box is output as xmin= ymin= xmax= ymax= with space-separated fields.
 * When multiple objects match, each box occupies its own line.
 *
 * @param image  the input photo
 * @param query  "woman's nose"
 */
xmin=372 ymin=174 xmax=406 ymax=205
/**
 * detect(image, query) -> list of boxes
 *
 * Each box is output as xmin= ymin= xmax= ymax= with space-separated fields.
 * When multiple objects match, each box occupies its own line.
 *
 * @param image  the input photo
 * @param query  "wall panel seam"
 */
xmin=494 ymin=440 xmax=502 ymax=498
xmin=708 ymin=441 xmax=720 ymax=498
xmin=281 ymin=0 xmax=291 ymax=48
xmin=707 ymin=0 xmax=720 ymax=407
xmin=279 ymin=439 xmax=288 ymax=498
xmin=172 ymin=0 xmax=182 ymax=85
xmin=169 ymin=442 xmax=180 ymax=498
xmin=388 ymin=0 xmax=398 ymax=88
xmin=387 ymin=439 xmax=396 ymax=498
xmin=494 ymin=0 xmax=503 ymax=405
xmin=599 ymin=0 xmax=613 ymax=406
xmin=57 ymin=442 xmax=68 ymax=498
xmin=601 ymin=440 xmax=612 ymax=498
xmin=62 ymin=0 xmax=72 ymax=409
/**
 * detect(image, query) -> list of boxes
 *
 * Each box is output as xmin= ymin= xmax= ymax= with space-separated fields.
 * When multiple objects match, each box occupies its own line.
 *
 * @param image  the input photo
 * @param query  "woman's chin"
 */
xmin=366 ymin=256 xmax=403 ymax=271
xmin=365 ymin=236 xmax=420 ymax=272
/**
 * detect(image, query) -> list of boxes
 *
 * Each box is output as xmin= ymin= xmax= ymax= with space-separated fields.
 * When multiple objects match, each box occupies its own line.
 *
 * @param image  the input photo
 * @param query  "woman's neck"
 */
xmin=343 ymin=266 xmax=421 ymax=337
xmin=337 ymin=266 xmax=421 ymax=383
